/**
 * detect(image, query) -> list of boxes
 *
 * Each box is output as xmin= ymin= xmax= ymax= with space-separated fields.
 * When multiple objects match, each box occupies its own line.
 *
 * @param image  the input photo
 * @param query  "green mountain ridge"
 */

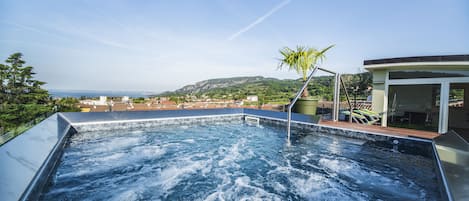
xmin=158 ymin=73 xmax=372 ymax=103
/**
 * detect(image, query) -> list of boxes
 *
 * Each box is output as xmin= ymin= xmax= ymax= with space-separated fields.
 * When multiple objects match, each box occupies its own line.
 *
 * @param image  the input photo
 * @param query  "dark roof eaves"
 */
xmin=364 ymin=55 xmax=469 ymax=65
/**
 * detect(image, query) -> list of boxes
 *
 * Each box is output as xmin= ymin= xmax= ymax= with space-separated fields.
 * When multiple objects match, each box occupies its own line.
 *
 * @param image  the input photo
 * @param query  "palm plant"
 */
xmin=278 ymin=45 xmax=334 ymax=97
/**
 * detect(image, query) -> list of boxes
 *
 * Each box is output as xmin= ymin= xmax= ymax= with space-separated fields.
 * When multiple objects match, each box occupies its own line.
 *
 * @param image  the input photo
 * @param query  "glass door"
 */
xmin=387 ymin=84 xmax=441 ymax=132
xmin=448 ymin=83 xmax=469 ymax=141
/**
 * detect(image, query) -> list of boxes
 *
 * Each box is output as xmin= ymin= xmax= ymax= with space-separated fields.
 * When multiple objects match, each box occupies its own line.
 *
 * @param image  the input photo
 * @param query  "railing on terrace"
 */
xmin=0 ymin=111 xmax=54 ymax=146
xmin=287 ymin=67 xmax=353 ymax=143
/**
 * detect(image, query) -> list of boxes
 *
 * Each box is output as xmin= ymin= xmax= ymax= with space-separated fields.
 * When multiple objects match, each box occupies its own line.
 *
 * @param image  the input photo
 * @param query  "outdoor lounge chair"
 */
xmin=342 ymin=110 xmax=380 ymax=125
xmin=353 ymin=109 xmax=381 ymax=124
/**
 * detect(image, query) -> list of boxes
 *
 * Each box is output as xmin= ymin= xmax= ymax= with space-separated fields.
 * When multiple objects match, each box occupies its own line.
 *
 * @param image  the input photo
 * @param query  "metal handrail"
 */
xmin=286 ymin=67 xmax=355 ymax=143
xmin=287 ymin=66 xmax=319 ymax=142
xmin=319 ymin=69 xmax=354 ymax=123
xmin=340 ymin=77 xmax=354 ymax=123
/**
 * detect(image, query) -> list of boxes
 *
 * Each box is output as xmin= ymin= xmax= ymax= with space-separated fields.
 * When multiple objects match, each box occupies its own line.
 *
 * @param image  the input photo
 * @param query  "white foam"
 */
xmin=289 ymin=171 xmax=369 ymax=201
xmin=131 ymin=145 xmax=166 ymax=159
xmin=80 ymin=137 xmax=141 ymax=154
xmin=94 ymin=152 xmax=126 ymax=163
xmin=158 ymin=156 xmax=212 ymax=192
xmin=270 ymin=182 xmax=287 ymax=192
xmin=59 ymin=144 xmax=166 ymax=180
xmin=109 ymin=189 xmax=142 ymax=201
xmin=203 ymin=192 xmax=223 ymax=201
xmin=205 ymin=175 xmax=282 ymax=201
xmin=57 ymin=168 xmax=96 ymax=179
xmin=235 ymin=176 xmax=250 ymax=186
xmin=259 ymin=155 xmax=280 ymax=168
xmin=182 ymin=139 xmax=195 ymax=143
xmin=233 ymin=176 xmax=282 ymax=201
xmin=46 ymin=185 xmax=87 ymax=195
xmin=130 ymin=130 xmax=144 ymax=135
xmin=291 ymin=173 xmax=327 ymax=195
xmin=318 ymin=158 xmax=422 ymax=200
xmin=218 ymin=138 xmax=254 ymax=168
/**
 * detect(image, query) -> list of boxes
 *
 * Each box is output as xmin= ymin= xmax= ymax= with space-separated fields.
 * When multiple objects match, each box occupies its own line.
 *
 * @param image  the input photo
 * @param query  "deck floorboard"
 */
xmin=319 ymin=120 xmax=439 ymax=139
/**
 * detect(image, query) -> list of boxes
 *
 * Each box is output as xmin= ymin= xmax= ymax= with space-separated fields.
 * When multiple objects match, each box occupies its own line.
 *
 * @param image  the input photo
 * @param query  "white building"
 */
xmin=246 ymin=95 xmax=258 ymax=102
xmin=99 ymin=96 xmax=107 ymax=104
xmin=122 ymin=96 xmax=130 ymax=103
xmin=80 ymin=96 xmax=108 ymax=106
xmin=365 ymin=54 xmax=469 ymax=138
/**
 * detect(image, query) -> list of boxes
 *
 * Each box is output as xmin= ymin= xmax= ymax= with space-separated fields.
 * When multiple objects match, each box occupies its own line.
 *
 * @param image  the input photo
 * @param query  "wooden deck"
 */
xmin=319 ymin=120 xmax=439 ymax=140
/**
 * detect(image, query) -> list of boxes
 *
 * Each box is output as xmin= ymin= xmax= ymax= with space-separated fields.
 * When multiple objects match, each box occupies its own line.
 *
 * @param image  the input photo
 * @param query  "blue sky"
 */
xmin=1 ymin=0 xmax=468 ymax=92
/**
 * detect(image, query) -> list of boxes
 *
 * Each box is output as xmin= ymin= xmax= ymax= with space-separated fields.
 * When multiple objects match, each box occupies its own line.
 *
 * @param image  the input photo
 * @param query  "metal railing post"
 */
xmin=332 ymin=73 xmax=341 ymax=121
xmin=287 ymin=67 xmax=356 ymax=142
xmin=340 ymin=76 xmax=354 ymax=123
xmin=287 ymin=66 xmax=319 ymax=143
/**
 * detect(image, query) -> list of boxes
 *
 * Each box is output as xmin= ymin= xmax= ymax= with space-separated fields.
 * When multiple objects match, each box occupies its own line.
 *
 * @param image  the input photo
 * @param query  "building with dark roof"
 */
xmin=364 ymin=55 xmax=469 ymax=138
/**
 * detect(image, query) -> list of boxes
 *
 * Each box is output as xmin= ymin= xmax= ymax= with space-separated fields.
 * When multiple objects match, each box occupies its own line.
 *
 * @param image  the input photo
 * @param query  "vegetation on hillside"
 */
xmin=158 ymin=73 xmax=372 ymax=104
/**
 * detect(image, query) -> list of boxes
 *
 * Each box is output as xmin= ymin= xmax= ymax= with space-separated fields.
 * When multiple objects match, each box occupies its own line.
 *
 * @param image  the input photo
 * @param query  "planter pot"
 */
xmin=292 ymin=98 xmax=318 ymax=115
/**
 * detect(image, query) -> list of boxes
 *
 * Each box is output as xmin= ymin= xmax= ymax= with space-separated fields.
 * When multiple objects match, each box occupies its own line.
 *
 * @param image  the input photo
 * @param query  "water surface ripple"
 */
xmin=40 ymin=122 xmax=441 ymax=200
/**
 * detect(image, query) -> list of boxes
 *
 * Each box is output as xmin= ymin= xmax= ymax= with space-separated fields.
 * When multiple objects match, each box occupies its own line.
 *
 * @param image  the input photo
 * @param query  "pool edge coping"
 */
xmin=432 ymin=141 xmax=453 ymax=201
xmin=244 ymin=114 xmax=433 ymax=143
xmin=19 ymin=122 xmax=73 ymax=201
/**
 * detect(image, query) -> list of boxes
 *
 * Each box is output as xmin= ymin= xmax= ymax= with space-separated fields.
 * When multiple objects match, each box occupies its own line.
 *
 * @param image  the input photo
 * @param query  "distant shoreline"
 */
xmin=49 ymin=89 xmax=157 ymax=98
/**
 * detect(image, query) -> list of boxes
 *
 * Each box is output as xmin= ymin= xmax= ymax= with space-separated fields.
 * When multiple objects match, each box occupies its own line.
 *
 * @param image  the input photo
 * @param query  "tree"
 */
xmin=55 ymin=97 xmax=81 ymax=112
xmin=278 ymin=45 xmax=334 ymax=97
xmin=0 ymin=64 xmax=8 ymax=103
xmin=169 ymin=96 xmax=185 ymax=104
xmin=0 ymin=53 xmax=51 ymax=133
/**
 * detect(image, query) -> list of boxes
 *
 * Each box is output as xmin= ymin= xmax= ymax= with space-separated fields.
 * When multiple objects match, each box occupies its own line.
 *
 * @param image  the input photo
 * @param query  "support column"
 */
xmin=382 ymin=72 xmax=389 ymax=127
xmin=439 ymin=82 xmax=450 ymax=134
xmin=333 ymin=73 xmax=341 ymax=122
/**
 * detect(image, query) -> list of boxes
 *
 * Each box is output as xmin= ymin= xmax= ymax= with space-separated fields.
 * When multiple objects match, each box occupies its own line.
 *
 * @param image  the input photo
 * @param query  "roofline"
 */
xmin=364 ymin=61 xmax=469 ymax=71
xmin=364 ymin=54 xmax=469 ymax=66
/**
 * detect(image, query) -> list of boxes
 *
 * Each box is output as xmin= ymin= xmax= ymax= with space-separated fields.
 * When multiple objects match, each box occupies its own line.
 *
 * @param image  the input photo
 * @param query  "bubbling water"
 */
xmin=40 ymin=122 xmax=441 ymax=200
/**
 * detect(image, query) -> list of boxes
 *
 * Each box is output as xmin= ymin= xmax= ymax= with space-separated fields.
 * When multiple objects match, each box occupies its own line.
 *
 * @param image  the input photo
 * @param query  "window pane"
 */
xmin=448 ymin=83 xmax=469 ymax=141
xmin=387 ymin=84 xmax=440 ymax=132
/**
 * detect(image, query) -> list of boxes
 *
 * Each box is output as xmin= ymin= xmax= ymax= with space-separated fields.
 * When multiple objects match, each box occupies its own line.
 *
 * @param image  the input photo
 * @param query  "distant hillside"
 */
xmin=158 ymin=73 xmax=371 ymax=103
xmin=172 ymin=76 xmax=279 ymax=94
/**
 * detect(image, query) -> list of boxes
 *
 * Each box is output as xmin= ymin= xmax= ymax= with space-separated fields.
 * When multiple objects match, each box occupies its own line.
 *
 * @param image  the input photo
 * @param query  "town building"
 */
xmin=246 ymin=95 xmax=258 ymax=102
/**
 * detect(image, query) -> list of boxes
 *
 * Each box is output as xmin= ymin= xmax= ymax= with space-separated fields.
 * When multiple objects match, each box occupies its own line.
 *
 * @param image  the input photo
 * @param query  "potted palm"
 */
xmin=278 ymin=45 xmax=334 ymax=115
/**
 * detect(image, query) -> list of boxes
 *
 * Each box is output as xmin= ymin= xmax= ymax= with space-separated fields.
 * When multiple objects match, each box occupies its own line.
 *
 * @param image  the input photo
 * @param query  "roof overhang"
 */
xmin=364 ymin=62 xmax=469 ymax=71
xmin=363 ymin=55 xmax=469 ymax=71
